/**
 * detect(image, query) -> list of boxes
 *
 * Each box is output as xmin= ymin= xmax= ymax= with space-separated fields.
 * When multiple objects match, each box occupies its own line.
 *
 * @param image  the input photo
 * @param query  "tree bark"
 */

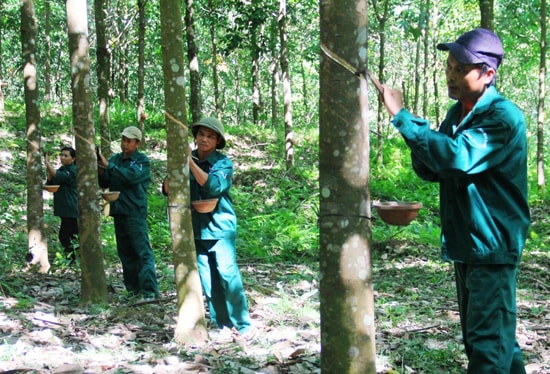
xmin=269 ymin=18 xmax=279 ymax=128
xmin=278 ymin=0 xmax=294 ymax=169
xmin=319 ymin=0 xmax=376 ymax=372
xmin=44 ymin=0 xmax=52 ymax=102
xmin=137 ymin=0 xmax=146 ymax=135
xmin=21 ymin=0 xmax=49 ymax=273
xmin=537 ymin=0 xmax=547 ymax=192
xmin=251 ymin=26 xmax=262 ymax=125
xmin=234 ymin=56 xmax=242 ymax=124
xmin=300 ymin=56 xmax=309 ymax=122
xmin=185 ymin=0 xmax=202 ymax=123
xmin=94 ymin=0 xmax=112 ymax=158
xmin=0 ymin=0 xmax=3 ymax=76
xmin=479 ymin=0 xmax=494 ymax=30
xmin=421 ymin=0 xmax=429 ymax=118
xmin=0 ymin=81 xmax=4 ymax=118
xmin=160 ymin=0 xmax=208 ymax=346
xmin=118 ymin=52 xmax=129 ymax=103
xmin=66 ymin=0 xmax=108 ymax=304
xmin=370 ymin=0 xmax=389 ymax=165
xmin=431 ymin=3 xmax=442 ymax=126
xmin=413 ymin=38 xmax=421 ymax=114
xmin=208 ymin=0 xmax=221 ymax=117
xmin=111 ymin=2 xmax=131 ymax=103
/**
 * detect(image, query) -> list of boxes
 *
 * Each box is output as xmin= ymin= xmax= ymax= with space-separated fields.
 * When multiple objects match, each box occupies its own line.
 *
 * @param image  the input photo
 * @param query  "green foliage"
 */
xmin=235 ymin=179 xmax=319 ymax=262
xmin=14 ymin=296 xmax=36 ymax=310
xmin=225 ymin=121 xmax=319 ymax=262
xmin=234 ymin=171 xmax=318 ymax=261
xmin=99 ymin=214 xmax=120 ymax=265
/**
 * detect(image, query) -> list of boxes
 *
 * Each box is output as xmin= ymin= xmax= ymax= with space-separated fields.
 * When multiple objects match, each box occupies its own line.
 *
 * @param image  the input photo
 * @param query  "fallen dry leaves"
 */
xmin=0 ymin=247 xmax=548 ymax=373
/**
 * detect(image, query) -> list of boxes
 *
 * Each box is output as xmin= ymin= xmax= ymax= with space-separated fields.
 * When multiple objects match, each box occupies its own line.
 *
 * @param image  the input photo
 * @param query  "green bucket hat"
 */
xmin=192 ymin=117 xmax=226 ymax=149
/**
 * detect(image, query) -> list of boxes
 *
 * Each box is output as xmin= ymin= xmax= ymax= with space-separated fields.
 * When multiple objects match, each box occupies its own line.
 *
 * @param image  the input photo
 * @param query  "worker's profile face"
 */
xmin=195 ymin=127 xmax=220 ymax=154
xmin=121 ymin=136 xmax=140 ymax=157
xmin=445 ymin=54 xmax=494 ymax=101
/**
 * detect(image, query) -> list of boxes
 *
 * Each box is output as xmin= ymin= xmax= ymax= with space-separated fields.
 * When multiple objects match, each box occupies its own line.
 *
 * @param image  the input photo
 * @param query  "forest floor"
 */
xmin=0 ymin=261 xmax=322 ymax=374
xmin=0 ymin=241 xmax=548 ymax=373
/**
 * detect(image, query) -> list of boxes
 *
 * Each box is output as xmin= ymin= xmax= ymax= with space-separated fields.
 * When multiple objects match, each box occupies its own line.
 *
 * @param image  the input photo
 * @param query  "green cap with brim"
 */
xmin=192 ymin=117 xmax=226 ymax=149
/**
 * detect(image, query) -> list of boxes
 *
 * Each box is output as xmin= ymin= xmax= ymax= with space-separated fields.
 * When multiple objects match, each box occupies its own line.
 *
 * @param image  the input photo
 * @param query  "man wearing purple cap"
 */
xmin=382 ymin=29 xmax=529 ymax=373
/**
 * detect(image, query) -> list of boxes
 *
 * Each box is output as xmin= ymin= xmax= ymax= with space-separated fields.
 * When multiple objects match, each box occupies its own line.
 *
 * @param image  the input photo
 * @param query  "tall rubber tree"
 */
xmin=21 ymin=0 xmax=49 ymax=273
xmin=94 ymin=0 xmax=112 ymax=158
xmin=66 ymin=0 xmax=108 ymax=304
xmin=185 ymin=0 xmax=202 ymax=123
xmin=137 ymin=0 xmax=146 ymax=133
xmin=536 ymin=0 xmax=547 ymax=192
xmin=278 ymin=0 xmax=294 ymax=169
xmin=319 ymin=0 xmax=376 ymax=372
xmin=207 ymin=0 xmax=221 ymax=118
xmin=370 ymin=0 xmax=390 ymax=165
xmin=159 ymin=0 xmax=208 ymax=345
xmin=44 ymin=0 xmax=52 ymax=101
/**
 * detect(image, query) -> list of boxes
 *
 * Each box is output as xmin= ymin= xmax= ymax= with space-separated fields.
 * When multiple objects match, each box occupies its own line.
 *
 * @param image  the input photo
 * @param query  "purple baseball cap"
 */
xmin=437 ymin=28 xmax=504 ymax=71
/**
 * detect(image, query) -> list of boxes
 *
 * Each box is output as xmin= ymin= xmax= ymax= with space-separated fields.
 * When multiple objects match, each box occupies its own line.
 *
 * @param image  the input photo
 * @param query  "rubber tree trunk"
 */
xmin=94 ymin=0 xmax=112 ymax=158
xmin=137 ymin=0 xmax=146 ymax=136
xmin=21 ymin=0 xmax=49 ymax=273
xmin=185 ymin=0 xmax=203 ymax=123
xmin=319 ymin=0 xmax=376 ymax=372
xmin=160 ymin=0 xmax=208 ymax=345
xmin=66 ymin=0 xmax=108 ymax=304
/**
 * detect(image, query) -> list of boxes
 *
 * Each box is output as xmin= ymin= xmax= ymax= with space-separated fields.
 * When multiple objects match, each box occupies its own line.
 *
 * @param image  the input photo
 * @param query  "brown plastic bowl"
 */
xmin=101 ymin=191 xmax=120 ymax=202
xmin=43 ymin=185 xmax=60 ymax=193
xmin=191 ymin=198 xmax=219 ymax=213
xmin=373 ymin=201 xmax=422 ymax=226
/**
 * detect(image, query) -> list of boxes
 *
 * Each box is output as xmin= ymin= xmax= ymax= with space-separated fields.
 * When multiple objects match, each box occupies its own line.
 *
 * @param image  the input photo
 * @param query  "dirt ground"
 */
xmin=0 ymin=252 xmax=548 ymax=373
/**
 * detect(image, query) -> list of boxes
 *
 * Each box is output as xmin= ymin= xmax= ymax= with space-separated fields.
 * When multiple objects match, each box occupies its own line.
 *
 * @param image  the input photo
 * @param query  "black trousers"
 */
xmin=59 ymin=217 xmax=79 ymax=256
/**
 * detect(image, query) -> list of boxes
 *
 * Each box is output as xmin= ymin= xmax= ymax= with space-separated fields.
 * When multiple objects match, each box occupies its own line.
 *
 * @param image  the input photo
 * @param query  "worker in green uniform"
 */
xmin=381 ymin=28 xmax=529 ymax=373
xmin=98 ymin=126 xmax=159 ymax=300
xmin=163 ymin=117 xmax=252 ymax=335
xmin=45 ymin=146 xmax=78 ymax=260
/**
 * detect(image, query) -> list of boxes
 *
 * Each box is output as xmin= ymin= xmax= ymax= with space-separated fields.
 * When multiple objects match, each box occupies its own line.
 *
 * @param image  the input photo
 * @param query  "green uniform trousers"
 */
xmin=196 ymin=239 xmax=252 ymax=333
xmin=454 ymin=263 xmax=525 ymax=373
xmin=114 ymin=215 xmax=159 ymax=298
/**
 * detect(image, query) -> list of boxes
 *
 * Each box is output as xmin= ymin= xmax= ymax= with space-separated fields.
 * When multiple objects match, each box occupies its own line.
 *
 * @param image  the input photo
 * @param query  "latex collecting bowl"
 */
xmin=191 ymin=198 xmax=219 ymax=213
xmin=372 ymin=201 xmax=422 ymax=226
xmin=101 ymin=191 xmax=120 ymax=202
xmin=43 ymin=185 xmax=60 ymax=193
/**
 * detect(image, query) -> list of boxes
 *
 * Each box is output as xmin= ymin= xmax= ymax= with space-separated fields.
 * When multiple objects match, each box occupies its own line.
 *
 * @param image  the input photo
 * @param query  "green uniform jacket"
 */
xmin=48 ymin=164 xmax=78 ymax=218
xmin=191 ymin=150 xmax=237 ymax=240
xmin=392 ymin=86 xmax=530 ymax=265
xmin=99 ymin=150 xmax=150 ymax=218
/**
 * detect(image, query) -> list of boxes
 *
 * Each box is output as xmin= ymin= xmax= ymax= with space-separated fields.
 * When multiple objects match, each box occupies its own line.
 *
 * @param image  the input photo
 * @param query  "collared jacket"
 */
xmin=98 ymin=150 xmax=150 ymax=218
xmin=190 ymin=149 xmax=237 ymax=240
xmin=392 ymin=86 xmax=530 ymax=265
xmin=48 ymin=163 xmax=78 ymax=218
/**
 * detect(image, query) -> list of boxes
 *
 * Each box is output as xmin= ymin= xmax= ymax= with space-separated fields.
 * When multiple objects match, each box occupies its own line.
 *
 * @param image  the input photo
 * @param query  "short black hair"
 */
xmin=61 ymin=146 xmax=76 ymax=158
